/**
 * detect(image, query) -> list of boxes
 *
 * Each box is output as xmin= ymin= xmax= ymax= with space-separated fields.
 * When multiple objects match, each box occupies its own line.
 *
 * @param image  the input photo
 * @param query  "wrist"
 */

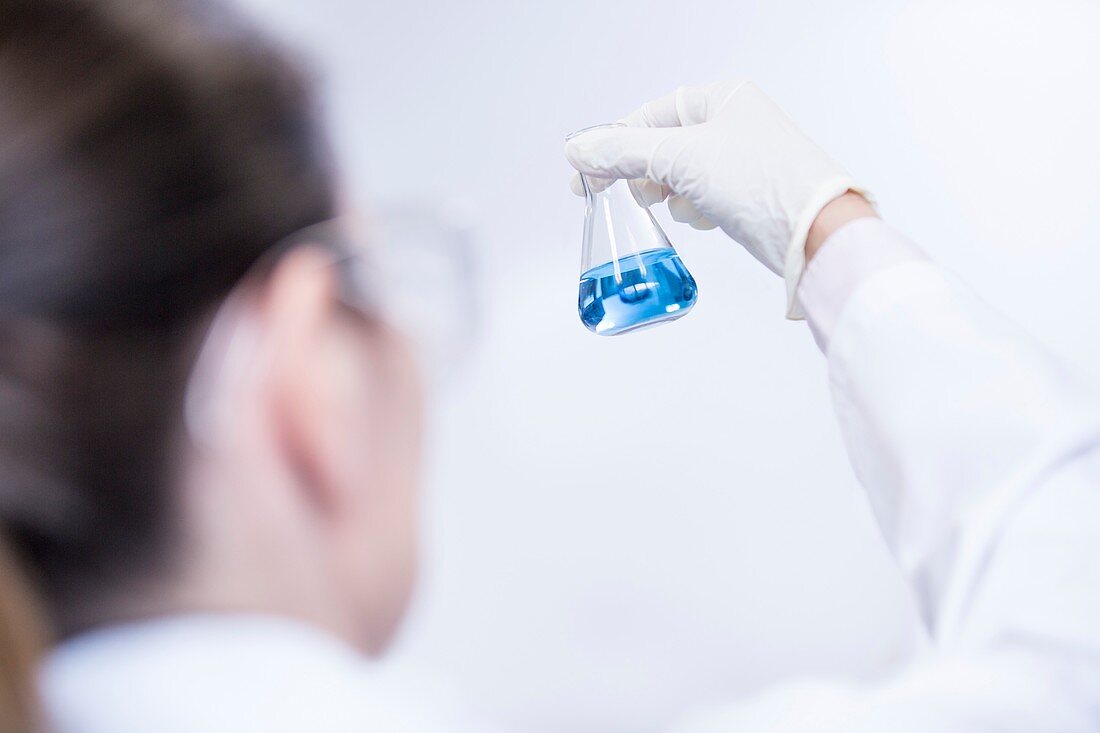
xmin=805 ymin=191 xmax=878 ymax=262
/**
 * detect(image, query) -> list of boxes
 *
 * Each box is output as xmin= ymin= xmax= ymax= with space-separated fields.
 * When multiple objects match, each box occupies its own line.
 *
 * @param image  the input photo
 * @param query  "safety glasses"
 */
xmin=290 ymin=209 xmax=479 ymax=387
xmin=185 ymin=207 xmax=478 ymax=445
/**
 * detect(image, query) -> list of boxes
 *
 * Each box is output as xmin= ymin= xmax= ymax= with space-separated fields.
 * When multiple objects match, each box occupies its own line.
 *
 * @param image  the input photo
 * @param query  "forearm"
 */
xmin=805 ymin=191 xmax=878 ymax=263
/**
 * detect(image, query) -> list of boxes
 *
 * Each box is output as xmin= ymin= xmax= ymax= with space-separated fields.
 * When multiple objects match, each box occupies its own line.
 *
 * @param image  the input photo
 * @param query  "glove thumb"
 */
xmin=564 ymin=126 xmax=692 ymax=188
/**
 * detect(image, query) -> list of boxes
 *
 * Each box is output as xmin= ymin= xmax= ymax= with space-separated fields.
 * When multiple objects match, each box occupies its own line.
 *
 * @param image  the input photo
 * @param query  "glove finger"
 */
xmin=690 ymin=216 xmax=718 ymax=231
xmin=667 ymin=194 xmax=704 ymax=224
xmin=628 ymin=179 xmax=670 ymax=207
xmin=564 ymin=126 xmax=691 ymax=185
xmin=569 ymin=171 xmax=615 ymax=197
xmin=620 ymin=85 xmax=711 ymax=128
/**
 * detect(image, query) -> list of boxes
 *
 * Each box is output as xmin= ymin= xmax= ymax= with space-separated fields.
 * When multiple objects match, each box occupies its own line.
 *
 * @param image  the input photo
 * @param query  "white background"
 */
xmin=232 ymin=1 xmax=1100 ymax=731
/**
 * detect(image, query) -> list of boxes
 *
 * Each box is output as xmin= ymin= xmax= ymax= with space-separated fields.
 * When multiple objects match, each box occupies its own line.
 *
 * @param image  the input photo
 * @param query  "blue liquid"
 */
xmin=578 ymin=248 xmax=698 ymax=336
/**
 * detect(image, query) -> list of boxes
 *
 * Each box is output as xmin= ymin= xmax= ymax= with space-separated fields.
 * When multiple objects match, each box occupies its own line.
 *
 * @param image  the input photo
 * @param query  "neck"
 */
xmin=167 ymin=518 xmax=364 ymax=650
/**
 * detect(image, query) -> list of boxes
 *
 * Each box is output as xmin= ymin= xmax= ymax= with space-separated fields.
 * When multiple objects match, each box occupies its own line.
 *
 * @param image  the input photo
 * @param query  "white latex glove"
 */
xmin=564 ymin=80 xmax=868 ymax=318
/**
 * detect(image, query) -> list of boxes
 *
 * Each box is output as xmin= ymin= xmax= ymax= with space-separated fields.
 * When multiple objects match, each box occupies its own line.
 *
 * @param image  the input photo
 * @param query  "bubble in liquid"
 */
xmin=578 ymin=248 xmax=697 ymax=336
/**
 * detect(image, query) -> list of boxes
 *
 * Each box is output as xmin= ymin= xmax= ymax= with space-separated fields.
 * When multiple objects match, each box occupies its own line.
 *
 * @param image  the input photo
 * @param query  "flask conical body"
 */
xmin=570 ymin=135 xmax=698 ymax=336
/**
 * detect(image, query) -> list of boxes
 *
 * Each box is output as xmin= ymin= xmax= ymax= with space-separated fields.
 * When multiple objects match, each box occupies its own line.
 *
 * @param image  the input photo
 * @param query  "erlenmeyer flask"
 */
xmin=568 ymin=124 xmax=698 ymax=336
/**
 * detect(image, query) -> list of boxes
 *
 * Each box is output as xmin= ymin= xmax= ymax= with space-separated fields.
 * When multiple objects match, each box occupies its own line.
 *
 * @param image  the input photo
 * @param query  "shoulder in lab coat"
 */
xmin=41 ymin=613 xmax=497 ymax=733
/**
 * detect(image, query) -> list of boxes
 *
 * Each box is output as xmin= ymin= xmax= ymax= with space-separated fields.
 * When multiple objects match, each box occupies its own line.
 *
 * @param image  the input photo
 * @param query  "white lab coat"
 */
xmin=40 ymin=218 xmax=1100 ymax=731
xmin=671 ymin=218 xmax=1100 ymax=732
xmin=41 ymin=612 xmax=506 ymax=733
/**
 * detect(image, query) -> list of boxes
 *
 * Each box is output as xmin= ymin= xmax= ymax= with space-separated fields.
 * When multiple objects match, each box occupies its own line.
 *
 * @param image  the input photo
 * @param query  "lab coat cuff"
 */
xmin=797 ymin=217 xmax=927 ymax=352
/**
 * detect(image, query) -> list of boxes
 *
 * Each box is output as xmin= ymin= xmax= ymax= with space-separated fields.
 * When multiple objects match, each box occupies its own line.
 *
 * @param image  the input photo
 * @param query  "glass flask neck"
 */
xmin=571 ymin=174 xmax=674 ymax=275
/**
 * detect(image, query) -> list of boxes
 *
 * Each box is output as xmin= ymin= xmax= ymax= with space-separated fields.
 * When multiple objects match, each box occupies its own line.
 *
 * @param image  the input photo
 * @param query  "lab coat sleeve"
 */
xmin=674 ymin=218 xmax=1100 ymax=732
xmin=799 ymin=218 xmax=1100 ymax=648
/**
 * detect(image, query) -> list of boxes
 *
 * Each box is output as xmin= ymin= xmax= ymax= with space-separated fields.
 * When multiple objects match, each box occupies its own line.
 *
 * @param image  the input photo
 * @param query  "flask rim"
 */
xmin=564 ymin=121 xmax=626 ymax=142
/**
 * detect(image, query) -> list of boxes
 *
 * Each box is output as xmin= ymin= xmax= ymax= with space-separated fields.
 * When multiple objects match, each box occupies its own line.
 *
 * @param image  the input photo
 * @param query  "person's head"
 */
xmin=0 ymin=0 xmax=422 ymax=705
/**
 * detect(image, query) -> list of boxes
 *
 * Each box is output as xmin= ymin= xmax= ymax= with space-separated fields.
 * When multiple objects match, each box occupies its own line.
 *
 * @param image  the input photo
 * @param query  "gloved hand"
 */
xmin=564 ymin=80 xmax=869 ymax=318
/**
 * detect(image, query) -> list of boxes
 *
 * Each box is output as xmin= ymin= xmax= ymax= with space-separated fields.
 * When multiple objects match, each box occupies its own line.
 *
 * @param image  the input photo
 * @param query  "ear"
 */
xmin=256 ymin=245 xmax=348 ymax=519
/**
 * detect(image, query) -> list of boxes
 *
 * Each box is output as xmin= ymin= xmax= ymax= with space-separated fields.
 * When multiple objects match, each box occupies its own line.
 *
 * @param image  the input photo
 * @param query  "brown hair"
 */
xmin=0 ymin=0 xmax=337 ymax=724
xmin=0 ymin=536 xmax=46 ymax=732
